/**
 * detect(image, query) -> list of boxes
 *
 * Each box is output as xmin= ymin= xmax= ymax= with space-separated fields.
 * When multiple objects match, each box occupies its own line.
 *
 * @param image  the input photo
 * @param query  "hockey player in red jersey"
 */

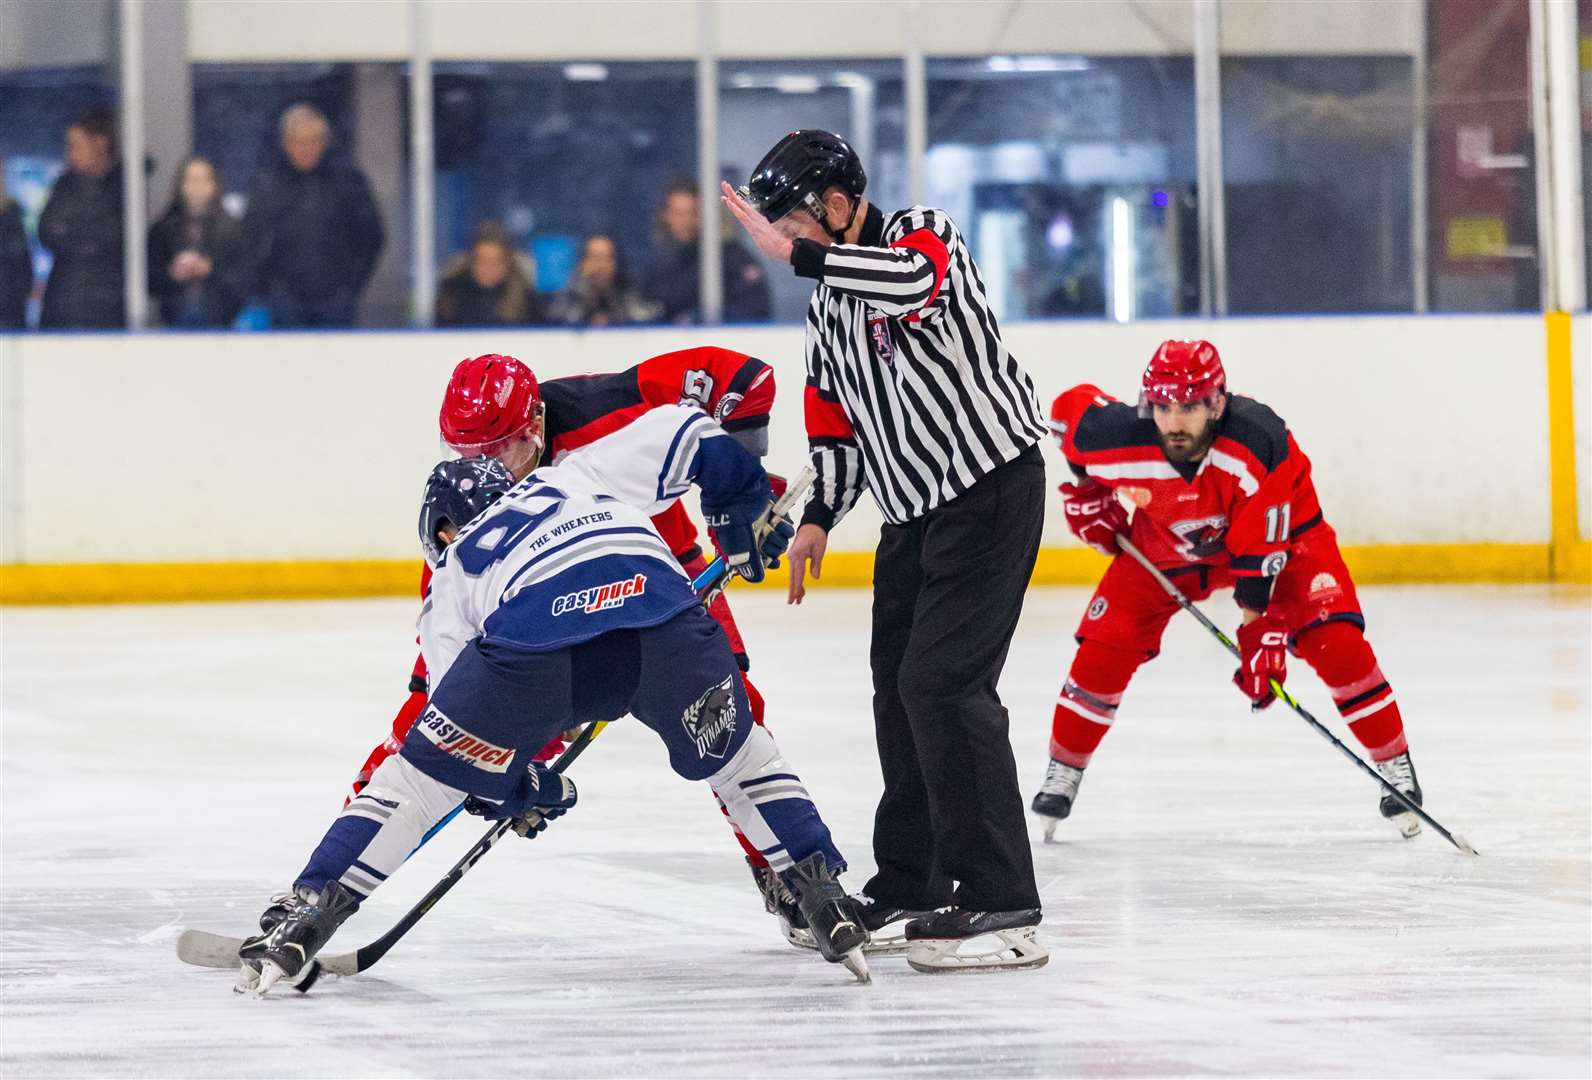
xmin=1031 ymin=340 xmax=1424 ymax=838
xmin=347 ymin=348 xmax=809 ymax=936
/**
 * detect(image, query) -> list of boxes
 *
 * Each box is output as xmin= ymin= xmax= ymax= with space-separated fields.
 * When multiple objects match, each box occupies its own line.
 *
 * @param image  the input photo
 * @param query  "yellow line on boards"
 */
xmin=0 ymin=543 xmax=1560 ymax=606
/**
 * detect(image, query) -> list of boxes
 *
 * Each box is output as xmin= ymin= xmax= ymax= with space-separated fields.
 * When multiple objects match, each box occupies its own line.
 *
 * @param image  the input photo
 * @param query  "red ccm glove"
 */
xmin=1060 ymin=480 xmax=1129 ymax=556
xmin=1234 ymin=613 xmax=1288 ymax=709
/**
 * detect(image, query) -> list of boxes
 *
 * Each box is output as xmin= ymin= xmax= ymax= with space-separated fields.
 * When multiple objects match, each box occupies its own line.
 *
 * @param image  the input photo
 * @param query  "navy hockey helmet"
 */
xmin=418 ymin=456 xmax=515 ymax=566
xmin=741 ymin=129 xmax=866 ymax=235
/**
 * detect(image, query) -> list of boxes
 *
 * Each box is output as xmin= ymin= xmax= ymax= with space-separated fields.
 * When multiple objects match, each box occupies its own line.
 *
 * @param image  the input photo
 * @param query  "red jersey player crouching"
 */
xmin=1030 ymin=340 xmax=1424 ymax=839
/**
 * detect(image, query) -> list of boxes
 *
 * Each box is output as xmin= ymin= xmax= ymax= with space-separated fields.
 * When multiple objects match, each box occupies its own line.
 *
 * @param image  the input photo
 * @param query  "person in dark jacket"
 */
xmin=242 ymin=103 xmax=385 ymax=328
xmin=147 ymin=156 xmax=248 ymax=329
xmin=547 ymin=233 xmax=660 ymax=327
xmin=435 ymin=223 xmax=545 ymax=328
xmin=643 ymin=181 xmax=770 ymax=324
xmin=0 ymin=184 xmax=33 ymax=329
xmin=37 ymin=110 xmax=124 ymax=329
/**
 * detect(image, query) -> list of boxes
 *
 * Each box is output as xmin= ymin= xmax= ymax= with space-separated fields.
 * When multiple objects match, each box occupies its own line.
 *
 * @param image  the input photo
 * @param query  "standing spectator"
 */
xmin=547 ymin=233 xmax=659 ymax=327
xmin=37 ymin=110 xmax=124 ymax=329
xmin=242 ymin=103 xmax=385 ymax=328
xmin=435 ymin=223 xmax=545 ymax=328
xmin=0 ymin=180 xmax=32 ymax=329
xmin=147 ymin=156 xmax=248 ymax=329
xmin=725 ymin=130 xmax=1050 ymax=972
xmin=643 ymin=180 xmax=770 ymax=324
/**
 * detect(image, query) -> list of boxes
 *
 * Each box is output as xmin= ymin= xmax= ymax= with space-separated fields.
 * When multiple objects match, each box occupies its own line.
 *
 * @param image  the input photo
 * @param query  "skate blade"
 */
xmin=1391 ymin=812 xmax=1422 ymax=839
xmin=1042 ymin=818 xmax=1059 ymax=843
xmin=905 ymin=927 xmax=1049 ymax=974
xmin=780 ymin=916 xmax=817 ymax=951
xmin=861 ymin=931 xmax=912 ymax=956
xmin=232 ymin=962 xmax=261 ymax=995
xmin=252 ymin=959 xmax=290 ymax=998
xmin=841 ymin=947 xmax=871 ymax=985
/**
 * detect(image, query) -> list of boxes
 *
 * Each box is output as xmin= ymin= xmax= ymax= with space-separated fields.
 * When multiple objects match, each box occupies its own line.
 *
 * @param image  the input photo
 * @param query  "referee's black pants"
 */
xmin=863 ymin=442 xmax=1044 ymax=913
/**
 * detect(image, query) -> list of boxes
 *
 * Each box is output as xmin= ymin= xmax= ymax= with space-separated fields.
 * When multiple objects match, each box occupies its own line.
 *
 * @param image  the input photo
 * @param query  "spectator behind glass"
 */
xmin=0 ymin=176 xmax=33 ymax=329
xmin=643 ymin=180 xmax=770 ymax=325
xmin=242 ymin=103 xmax=385 ymax=328
xmin=147 ymin=156 xmax=248 ymax=329
xmin=547 ymin=233 xmax=659 ymax=328
xmin=435 ymin=223 xmax=545 ymax=328
xmin=37 ymin=109 xmax=124 ymax=329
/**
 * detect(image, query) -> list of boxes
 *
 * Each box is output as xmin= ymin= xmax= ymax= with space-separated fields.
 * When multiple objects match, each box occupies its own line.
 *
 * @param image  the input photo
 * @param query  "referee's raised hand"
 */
xmin=721 ymin=180 xmax=794 ymax=263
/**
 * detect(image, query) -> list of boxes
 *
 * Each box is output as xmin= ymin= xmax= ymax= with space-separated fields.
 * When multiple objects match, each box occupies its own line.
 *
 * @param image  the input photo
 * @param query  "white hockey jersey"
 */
xmin=419 ymin=404 xmax=760 ymax=684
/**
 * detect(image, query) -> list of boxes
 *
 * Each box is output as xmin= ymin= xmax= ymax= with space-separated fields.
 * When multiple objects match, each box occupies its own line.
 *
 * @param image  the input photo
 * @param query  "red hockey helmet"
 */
xmin=439 ymin=354 xmax=541 ymax=455
xmin=1141 ymin=339 xmax=1226 ymax=409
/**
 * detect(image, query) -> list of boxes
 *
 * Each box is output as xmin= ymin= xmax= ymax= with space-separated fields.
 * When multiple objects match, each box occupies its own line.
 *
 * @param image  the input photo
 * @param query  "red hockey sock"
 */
xmin=1049 ymin=641 xmax=1142 ymax=768
xmin=1295 ymin=621 xmax=1407 ymax=761
xmin=743 ymin=674 xmax=766 ymax=728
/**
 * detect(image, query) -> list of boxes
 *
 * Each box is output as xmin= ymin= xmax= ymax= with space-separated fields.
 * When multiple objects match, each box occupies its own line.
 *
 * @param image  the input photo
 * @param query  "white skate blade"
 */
xmin=780 ymin=915 xmax=817 ymax=951
xmin=861 ymin=929 xmax=912 ymax=956
xmin=252 ymin=959 xmax=290 ymax=998
xmin=1391 ymin=811 xmax=1422 ymax=839
xmin=905 ymin=927 xmax=1049 ymax=974
xmin=232 ymin=962 xmax=261 ymax=995
xmin=1042 ymin=818 xmax=1059 ymax=843
xmin=841 ymin=947 xmax=871 ymax=985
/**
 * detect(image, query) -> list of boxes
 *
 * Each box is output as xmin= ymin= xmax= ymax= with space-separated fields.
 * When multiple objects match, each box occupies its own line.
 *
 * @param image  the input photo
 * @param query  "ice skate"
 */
xmin=750 ymin=859 xmax=814 ymax=949
xmin=237 ymin=881 xmax=359 ymax=997
xmin=781 ymin=853 xmax=870 ymax=983
xmin=903 ymin=907 xmax=1048 ymax=974
xmin=1375 ymin=751 xmax=1423 ymax=838
xmin=1031 ymin=759 xmax=1084 ymax=841
xmin=846 ymin=894 xmax=932 ymax=955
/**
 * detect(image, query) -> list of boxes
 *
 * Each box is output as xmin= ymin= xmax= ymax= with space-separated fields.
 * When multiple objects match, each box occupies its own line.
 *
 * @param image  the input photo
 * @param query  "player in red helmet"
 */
xmin=1031 ymin=340 xmax=1424 ymax=839
xmin=346 ymin=347 xmax=811 ymax=941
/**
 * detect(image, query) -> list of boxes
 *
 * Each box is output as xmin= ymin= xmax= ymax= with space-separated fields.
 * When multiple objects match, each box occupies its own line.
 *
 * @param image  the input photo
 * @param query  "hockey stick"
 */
xmin=1114 ymin=534 xmax=1478 ymax=856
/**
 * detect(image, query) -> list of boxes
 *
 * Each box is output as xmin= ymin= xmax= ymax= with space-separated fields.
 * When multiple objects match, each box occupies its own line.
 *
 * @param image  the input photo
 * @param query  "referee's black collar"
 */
xmin=856 ymin=202 xmax=885 ymax=246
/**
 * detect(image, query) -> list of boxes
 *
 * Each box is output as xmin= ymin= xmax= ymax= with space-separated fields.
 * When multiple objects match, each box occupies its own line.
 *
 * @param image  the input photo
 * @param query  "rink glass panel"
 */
xmin=192 ymin=62 xmax=414 ymax=328
xmin=924 ymin=56 xmax=1199 ymax=324
xmin=718 ymin=58 xmax=906 ymax=325
xmin=430 ymin=60 xmax=697 ymax=315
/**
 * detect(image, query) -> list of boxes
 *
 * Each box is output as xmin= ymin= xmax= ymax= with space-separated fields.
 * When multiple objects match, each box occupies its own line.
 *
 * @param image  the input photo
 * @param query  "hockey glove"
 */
xmin=1060 ymin=480 xmax=1129 ymax=556
xmin=704 ymin=486 xmax=791 ymax=584
xmin=464 ymin=761 xmax=577 ymax=840
xmin=1233 ymin=612 xmax=1288 ymax=710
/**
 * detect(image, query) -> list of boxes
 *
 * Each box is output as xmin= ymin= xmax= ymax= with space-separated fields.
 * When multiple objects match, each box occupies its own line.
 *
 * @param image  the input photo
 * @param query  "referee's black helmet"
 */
xmin=742 ymin=129 xmax=867 ymax=224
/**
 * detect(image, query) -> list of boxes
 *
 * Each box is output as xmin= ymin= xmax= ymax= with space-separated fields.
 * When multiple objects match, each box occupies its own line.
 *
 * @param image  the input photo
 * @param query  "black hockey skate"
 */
xmin=750 ymin=859 xmax=812 ymax=950
xmin=1375 ymin=751 xmax=1423 ymax=838
xmin=237 ymin=881 xmax=360 ymax=997
xmin=781 ymin=853 xmax=870 ymax=983
xmin=851 ymin=894 xmax=934 ymax=955
xmin=1031 ymin=759 xmax=1084 ymax=841
xmin=903 ymin=908 xmax=1049 ymax=974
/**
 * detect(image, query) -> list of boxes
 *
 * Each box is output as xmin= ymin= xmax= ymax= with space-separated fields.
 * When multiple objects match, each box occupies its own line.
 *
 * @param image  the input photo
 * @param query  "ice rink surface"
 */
xmin=2 ymin=584 xmax=1589 ymax=1078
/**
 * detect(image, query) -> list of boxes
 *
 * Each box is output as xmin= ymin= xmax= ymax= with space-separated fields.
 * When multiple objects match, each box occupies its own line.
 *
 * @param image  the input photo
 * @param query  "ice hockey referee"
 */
xmin=723 ymin=129 xmax=1050 ymax=973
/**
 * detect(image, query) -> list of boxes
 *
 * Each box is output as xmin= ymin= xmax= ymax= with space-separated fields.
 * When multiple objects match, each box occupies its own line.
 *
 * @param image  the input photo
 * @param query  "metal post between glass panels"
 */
xmin=904 ymin=2 xmax=927 ymax=207
xmin=410 ymin=0 xmax=436 ymax=328
xmin=1193 ymin=0 xmax=1226 ymax=317
xmin=1529 ymin=0 xmax=1587 ymax=312
xmin=1412 ymin=5 xmax=1430 ymax=314
xmin=119 ymin=0 xmax=147 ymax=330
xmin=697 ymin=1 xmax=723 ymax=325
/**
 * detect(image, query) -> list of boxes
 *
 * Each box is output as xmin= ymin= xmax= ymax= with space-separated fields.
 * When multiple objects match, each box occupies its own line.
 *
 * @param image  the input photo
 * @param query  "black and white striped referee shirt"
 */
xmin=791 ymin=203 xmax=1047 ymax=529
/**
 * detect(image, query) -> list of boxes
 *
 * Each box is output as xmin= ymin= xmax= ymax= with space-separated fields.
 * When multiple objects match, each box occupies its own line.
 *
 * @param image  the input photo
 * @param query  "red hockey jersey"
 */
xmin=1052 ymin=384 xmax=1325 ymax=605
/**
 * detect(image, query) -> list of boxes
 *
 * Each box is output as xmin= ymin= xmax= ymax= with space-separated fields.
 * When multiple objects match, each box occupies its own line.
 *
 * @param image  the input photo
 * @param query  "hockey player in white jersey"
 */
xmin=238 ymin=404 xmax=870 ymax=994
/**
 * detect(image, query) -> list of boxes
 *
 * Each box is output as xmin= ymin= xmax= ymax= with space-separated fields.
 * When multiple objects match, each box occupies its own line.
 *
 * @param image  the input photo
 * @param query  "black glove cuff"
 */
xmin=791 ymin=238 xmax=827 ymax=280
xmin=799 ymin=502 xmax=836 ymax=532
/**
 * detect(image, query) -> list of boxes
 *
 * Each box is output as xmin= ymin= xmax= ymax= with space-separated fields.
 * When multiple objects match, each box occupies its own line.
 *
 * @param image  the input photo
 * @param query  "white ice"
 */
xmin=2 ymin=585 xmax=1589 ymax=1078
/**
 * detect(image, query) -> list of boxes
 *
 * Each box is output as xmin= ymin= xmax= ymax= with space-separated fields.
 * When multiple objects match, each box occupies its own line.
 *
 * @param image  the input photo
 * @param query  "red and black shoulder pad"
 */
xmin=1217 ymin=395 xmax=1290 ymax=473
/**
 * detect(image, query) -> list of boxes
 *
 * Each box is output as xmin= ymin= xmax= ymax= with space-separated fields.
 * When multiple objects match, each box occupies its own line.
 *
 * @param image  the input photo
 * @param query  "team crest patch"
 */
xmin=866 ymin=311 xmax=894 ymax=366
xmin=682 ymin=675 xmax=738 ymax=759
xmin=1120 ymin=486 xmax=1153 ymax=509
xmin=1262 ymin=551 xmax=1290 ymax=578
xmin=1309 ymin=572 xmax=1340 ymax=599
xmin=1087 ymin=597 xmax=1109 ymax=620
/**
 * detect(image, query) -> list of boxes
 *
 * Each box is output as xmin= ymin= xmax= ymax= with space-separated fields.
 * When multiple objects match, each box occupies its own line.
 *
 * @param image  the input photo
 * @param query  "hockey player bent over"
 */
xmin=239 ymin=404 xmax=869 ymax=995
xmin=1030 ymin=340 xmax=1423 ymax=839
